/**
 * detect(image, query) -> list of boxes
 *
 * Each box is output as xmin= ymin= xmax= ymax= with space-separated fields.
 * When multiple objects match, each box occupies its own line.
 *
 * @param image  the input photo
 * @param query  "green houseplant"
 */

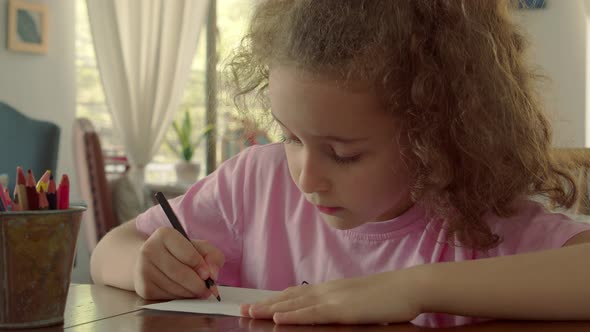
xmin=167 ymin=109 xmax=214 ymax=183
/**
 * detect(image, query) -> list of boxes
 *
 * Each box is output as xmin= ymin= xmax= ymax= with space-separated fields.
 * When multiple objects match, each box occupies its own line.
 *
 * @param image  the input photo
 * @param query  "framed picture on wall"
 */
xmin=518 ymin=0 xmax=547 ymax=9
xmin=7 ymin=0 xmax=49 ymax=54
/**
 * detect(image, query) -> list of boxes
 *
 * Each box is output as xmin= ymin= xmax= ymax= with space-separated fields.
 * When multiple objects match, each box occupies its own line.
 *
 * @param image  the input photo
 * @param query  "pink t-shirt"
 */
xmin=136 ymin=143 xmax=590 ymax=327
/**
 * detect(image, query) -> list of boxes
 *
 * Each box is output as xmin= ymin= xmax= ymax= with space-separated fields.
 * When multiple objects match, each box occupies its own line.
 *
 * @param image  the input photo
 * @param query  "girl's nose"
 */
xmin=298 ymin=153 xmax=330 ymax=194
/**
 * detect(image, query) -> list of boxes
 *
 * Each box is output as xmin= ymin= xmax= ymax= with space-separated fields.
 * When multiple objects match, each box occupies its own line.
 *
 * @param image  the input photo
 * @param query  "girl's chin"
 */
xmin=320 ymin=215 xmax=364 ymax=230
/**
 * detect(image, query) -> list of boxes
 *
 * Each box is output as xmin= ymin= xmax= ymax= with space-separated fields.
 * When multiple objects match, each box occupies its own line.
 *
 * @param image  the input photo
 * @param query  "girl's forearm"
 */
xmin=90 ymin=219 xmax=146 ymax=291
xmin=413 ymin=243 xmax=590 ymax=320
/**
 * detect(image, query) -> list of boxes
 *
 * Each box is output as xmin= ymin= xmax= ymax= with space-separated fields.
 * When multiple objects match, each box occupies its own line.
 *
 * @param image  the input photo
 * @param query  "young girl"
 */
xmin=90 ymin=0 xmax=590 ymax=327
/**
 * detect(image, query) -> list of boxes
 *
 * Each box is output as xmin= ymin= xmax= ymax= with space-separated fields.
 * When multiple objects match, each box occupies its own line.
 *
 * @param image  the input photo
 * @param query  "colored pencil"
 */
xmin=0 ymin=183 xmax=8 ymax=212
xmin=56 ymin=174 xmax=70 ymax=210
xmin=47 ymin=175 xmax=57 ymax=210
xmin=154 ymin=191 xmax=221 ymax=301
xmin=4 ymin=188 xmax=19 ymax=211
xmin=15 ymin=167 xmax=28 ymax=210
xmin=36 ymin=170 xmax=51 ymax=192
xmin=38 ymin=187 xmax=49 ymax=210
xmin=26 ymin=169 xmax=39 ymax=210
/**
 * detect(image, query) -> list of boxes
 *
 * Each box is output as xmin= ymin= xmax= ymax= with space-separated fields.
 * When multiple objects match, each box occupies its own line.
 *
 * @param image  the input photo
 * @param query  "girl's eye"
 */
xmin=280 ymin=135 xmax=361 ymax=165
xmin=331 ymin=146 xmax=362 ymax=165
xmin=279 ymin=135 xmax=302 ymax=145
xmin=332 ymin=153 xmax=361 ymax=165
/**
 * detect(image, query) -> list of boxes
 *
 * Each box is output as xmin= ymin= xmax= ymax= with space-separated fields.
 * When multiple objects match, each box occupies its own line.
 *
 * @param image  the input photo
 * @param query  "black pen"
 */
xmin=154 ymin=191 xmax=221 ymax=301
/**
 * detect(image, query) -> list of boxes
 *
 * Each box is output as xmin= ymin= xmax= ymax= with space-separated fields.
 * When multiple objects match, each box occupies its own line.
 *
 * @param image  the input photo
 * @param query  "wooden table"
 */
xmin=9 ymin=284 xmax=590 ymax=332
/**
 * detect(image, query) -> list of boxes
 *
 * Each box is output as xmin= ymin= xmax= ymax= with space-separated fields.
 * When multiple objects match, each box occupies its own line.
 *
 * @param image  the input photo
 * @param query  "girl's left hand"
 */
xmin=240 ymin=270 xmax=423 ymax=325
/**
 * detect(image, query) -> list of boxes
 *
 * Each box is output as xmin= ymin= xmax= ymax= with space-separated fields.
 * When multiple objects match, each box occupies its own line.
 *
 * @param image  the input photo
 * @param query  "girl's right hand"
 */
xmin=133 ymin=226 xmax=225 ymax=300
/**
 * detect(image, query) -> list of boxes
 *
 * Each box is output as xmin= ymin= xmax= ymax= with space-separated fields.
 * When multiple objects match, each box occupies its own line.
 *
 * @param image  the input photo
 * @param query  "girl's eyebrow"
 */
xmin=270 ymin=112 xmax=370 ymax=143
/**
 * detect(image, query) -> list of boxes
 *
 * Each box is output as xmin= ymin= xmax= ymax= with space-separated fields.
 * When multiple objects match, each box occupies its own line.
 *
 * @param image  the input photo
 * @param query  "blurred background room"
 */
xmin=0 ymin=0 xmax=588 ymax=284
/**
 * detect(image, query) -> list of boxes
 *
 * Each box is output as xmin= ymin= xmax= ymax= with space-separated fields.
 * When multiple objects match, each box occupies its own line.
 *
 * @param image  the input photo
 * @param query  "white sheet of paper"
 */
xmin=141 ymin=286 xmax=280 ymax=317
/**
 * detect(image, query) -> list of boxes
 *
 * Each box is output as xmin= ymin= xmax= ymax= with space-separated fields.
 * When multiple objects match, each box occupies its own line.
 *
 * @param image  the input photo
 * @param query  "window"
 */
xmin=75 ymin=0 xmax=253 ymax=183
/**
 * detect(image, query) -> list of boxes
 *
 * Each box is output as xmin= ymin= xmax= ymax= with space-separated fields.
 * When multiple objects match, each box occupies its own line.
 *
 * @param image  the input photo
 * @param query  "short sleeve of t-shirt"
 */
xmin=485 ymin=200 xmax=590 ymax=256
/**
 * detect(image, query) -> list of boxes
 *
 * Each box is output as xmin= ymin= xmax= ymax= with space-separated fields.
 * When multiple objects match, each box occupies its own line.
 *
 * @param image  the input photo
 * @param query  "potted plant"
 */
xmin=167 ymin=109 xmax=214 ymax=184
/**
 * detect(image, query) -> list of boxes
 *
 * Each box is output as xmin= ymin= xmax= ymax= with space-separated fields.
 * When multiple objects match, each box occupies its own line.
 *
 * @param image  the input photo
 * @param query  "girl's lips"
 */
xmin=316 ymin=205 xmax=343 ymax=215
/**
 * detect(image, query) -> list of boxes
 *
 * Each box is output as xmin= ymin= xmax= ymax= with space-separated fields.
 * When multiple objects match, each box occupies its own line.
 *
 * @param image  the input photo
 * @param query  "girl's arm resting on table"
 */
xmin=418 ymin=232 xmax=590 ymax=320
xmin=90 ymin=219 xmax=146 ymax=291
xmin=244 ymin=231 xmax=590 ymax=325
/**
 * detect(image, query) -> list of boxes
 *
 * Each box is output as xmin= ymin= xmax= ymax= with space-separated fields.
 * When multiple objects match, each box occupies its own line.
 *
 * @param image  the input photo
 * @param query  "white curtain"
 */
xmin=86 ymin=0 xmax=209 ymax=205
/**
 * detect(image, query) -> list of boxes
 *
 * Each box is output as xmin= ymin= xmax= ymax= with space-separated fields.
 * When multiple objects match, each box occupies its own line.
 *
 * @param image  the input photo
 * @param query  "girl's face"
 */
xmin=269 ymin=66 xmax=415 ymax=229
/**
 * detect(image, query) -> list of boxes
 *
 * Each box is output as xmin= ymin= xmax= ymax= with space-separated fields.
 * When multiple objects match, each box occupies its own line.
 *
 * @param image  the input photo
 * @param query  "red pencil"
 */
xmin=0 ymin=183 xmax=8 ymax=211
xmin=26 ymin=169 xmax=39 ymax=210
xmin=56 ymin=174 xmax=70 ymax=210
xmin=38 ymin=187 xmax=49 ymax=210
xmin=15 ymin=166 xmax=28 ymax=210
xmin=4 ymin=188 xmax=19 ymax=211
xmin=47 ymin=175 xmax=57 ymax=210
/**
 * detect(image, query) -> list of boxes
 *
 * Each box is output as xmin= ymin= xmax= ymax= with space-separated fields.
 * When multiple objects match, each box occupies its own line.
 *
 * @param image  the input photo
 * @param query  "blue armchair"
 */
xmin=0 ymin=102 xmax=60 ymax=192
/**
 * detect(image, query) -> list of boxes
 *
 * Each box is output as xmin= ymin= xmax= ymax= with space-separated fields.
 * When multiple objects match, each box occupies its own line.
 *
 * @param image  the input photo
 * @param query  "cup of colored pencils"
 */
xmin=0 ymin=167 xmax=86 ymax=329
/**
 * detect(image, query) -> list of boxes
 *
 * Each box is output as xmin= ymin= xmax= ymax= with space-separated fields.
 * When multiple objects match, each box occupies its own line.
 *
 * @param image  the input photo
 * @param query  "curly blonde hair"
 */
xmin=226 ymin=0 xmax=577 ymax=250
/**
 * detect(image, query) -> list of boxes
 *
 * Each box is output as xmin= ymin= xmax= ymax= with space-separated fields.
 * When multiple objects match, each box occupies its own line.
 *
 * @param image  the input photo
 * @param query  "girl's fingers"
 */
xmin=239 ymin=304 xmax=252 ymax=317
xmin=191 ymin=240 xmax=225 ymax=280
xmin=246 ymin=286 xmax=318 ymax=319
xmin=144 ymin=259 xmax=197 ymax=298
xmin=253 ymin=285 xmax=305 ymax=306
xmin=135 ymin=258 xmax=193 ymax=300
xmin=249 ymin=295 xmax=314 ymax=319
xmin=157 ymin=245 xmax=210 ymax=296
xmin=138 ymin=280 xmax=176 ymax=300
xmin=142 ymin=230 xmax=209 ymax=296
xmin=138 ymin=228 xmax=228 ymax=301
xmin=273 ymin=304 xmax=336 ymax=325
xmin=160 ymin=229 xmax=211 ymax=279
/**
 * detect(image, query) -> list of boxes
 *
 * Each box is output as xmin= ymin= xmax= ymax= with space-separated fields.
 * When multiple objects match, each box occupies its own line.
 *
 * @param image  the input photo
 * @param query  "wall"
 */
xmin=0 ymin=0 xmax=76 ymax=188
xmin=515 ymin=0 xmax=587 ymax=147
xmin=0 ymin=0 xmax=91 ymax=283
